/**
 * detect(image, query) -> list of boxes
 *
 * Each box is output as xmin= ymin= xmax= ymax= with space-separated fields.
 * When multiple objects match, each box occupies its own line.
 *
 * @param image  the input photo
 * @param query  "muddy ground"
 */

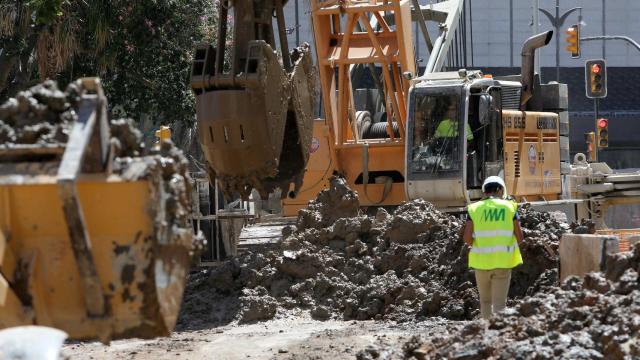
xmin=62 ymin=317 xmax=461 ymax=360
xmin=61 ymin=243 xmax=640 ymax=360
xmin=61 ymin=176 xmax=578 ymax=359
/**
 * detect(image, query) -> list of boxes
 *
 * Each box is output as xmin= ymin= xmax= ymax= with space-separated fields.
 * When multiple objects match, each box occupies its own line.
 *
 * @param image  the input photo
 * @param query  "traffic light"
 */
xmin=585 ymin=59 xmax=607 ymax=98
xmin=565 ymin=24 xmax=580 ymax=58
xmin=596 ymin=118 xmax=609 ymax=148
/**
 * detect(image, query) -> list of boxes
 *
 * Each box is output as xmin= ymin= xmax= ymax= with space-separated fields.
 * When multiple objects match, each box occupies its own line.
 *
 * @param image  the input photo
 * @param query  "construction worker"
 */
xmin=434 ymin=104 xmax=474 ymax=141
xmin=462 ymin=176 xmax=524 ymax=319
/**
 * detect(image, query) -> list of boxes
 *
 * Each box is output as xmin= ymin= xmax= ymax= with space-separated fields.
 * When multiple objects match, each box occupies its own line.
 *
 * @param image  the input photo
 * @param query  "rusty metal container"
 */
xmin=0 ymin=79 xmax=194 ymax=342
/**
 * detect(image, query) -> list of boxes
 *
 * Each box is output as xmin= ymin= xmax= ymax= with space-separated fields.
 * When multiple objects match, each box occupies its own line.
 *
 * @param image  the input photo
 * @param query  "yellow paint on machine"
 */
xmin=0 ymin=176 xmax=185 ymax=341
xmin=502 ymin=110 xmax=561 ymax=201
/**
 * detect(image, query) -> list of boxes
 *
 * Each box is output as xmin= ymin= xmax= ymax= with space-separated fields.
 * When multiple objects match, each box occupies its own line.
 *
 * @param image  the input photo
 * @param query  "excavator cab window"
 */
xmin=408 ymin=89 xmax=465 ymax=177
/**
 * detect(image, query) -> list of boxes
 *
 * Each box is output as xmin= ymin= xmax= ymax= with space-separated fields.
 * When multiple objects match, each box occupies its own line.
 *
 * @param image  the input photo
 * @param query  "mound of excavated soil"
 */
xmin=0 ymin=80 xmax=80 ymax=145
xmin=395 ymin=244 xmax=640 ymax=360
xmin=177 ymin=177 xmax=568 ymax=329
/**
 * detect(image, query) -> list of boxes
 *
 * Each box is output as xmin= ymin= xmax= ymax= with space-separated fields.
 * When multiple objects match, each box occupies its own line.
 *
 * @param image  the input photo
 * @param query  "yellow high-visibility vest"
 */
xmin=467 ymin=197 xmax=523 ymax=270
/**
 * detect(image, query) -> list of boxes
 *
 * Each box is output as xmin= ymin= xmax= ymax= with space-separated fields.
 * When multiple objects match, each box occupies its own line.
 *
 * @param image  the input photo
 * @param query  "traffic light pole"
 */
xmin=539 ymin=3 xmax=581 ymax=81
xmin=594 ymin=98 xmax=600 ymax=161
xmin=580 ymin=36 xmax=640 ymax=53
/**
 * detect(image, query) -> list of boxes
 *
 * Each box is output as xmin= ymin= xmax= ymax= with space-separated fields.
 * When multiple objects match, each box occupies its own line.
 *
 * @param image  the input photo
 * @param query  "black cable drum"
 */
xmin=363 ymin=121 xmax=400 ymax=139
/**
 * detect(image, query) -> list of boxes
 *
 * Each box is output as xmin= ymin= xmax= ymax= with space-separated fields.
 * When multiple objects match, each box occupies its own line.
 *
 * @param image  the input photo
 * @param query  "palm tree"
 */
xmin=0 ymin=0 xmax=114 ymax=99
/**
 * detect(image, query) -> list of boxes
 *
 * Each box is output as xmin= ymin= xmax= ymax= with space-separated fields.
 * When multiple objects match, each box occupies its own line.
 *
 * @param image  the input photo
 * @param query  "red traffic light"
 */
xmin=591 ymin=64 xmax=602 ymax=74
xmin=597 ymin=118 xmax=608 ymax=128
xmin=585 ymin=59 xmax=607 ymax=98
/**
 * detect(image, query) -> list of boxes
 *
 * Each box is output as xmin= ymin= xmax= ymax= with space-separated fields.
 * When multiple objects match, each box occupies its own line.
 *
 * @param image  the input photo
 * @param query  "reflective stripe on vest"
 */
xmin=473 ymin=230 xmax=516 ymax=238
xmin=467 ymin=197 xmax=523 ymax=270
xmin=469 ymin=244 xmax=520 ymax=254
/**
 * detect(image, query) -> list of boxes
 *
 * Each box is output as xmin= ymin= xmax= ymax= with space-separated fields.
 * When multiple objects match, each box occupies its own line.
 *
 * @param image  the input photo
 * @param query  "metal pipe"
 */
xmin=295 ymin=0 xmax=300 ymax=47
xmin=411 ymin=0 xmax=433 ymax=53
xmin=602 ymin=0 xmax=606 ymax=59
xmin=520 ymin=31 xmax=553 ymax=110
xmin=555 ymin=0 xmax=559 ymax=81
xmin=581 ymin=35 xmax=640 ymax=53
xmin=509 ymin=0 xmax=514 ymax=67
xmin=469 ymin=0 xmax=474 ymax=67
xmin=215 ymin=1 xmax=229 ymax=75
xmin=425 ymin=32 xmax=445 ymax=74
xmin=275 ymin=0 xmax=293 ymax=72
xmin=462 ymin=3 xmax=467 ymax=67
xmin=532 ymin=0 xmax=540 ymax=74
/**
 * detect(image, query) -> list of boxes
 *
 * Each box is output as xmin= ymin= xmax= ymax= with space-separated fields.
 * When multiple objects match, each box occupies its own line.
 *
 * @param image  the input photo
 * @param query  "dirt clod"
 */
xmin=0 ymin=81 xmax=77 ymax=146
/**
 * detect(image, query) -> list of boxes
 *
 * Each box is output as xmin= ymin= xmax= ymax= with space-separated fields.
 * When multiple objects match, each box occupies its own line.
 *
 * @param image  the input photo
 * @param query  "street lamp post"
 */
xmin=539 ymin=0 xmax=581 ymax=81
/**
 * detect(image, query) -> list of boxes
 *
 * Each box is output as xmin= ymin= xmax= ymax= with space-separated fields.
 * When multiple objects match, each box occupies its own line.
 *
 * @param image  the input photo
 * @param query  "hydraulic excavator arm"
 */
xmin=191 ymin=0 xmax=317 ymax=201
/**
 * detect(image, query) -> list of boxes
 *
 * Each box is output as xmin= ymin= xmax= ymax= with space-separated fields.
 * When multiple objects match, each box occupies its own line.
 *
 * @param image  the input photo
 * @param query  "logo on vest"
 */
xmin=482 ymin=208 xmax=506 ymax=222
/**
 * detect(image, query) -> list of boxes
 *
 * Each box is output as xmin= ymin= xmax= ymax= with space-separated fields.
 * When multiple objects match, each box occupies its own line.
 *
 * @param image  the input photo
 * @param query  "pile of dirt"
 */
xmin=397 ymin=244 xmax=640 ymax=360
xmin=0 ymin=80 xmax=78 ymax=145
xmin=177 ymin=177 xmax=568 ymax=329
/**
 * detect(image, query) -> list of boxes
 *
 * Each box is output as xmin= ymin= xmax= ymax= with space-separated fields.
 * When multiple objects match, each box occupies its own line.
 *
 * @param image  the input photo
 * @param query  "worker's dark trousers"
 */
xmin=475 ymin=268 xmax=511 ymax=319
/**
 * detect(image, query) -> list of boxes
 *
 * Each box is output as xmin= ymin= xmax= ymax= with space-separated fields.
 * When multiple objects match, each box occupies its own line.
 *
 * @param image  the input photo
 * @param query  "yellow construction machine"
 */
xmin=0 ymin=78 xmax=195 ymax=342
xmin=281 ymin=0 xmax=569 ymax=214
xmin=191 ymin=0 xmax=640 ymax=234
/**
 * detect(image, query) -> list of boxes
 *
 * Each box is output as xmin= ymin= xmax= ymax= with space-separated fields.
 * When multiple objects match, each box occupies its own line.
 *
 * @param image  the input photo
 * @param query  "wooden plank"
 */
xmin=328 ymin=37 xmax=400 ymax=62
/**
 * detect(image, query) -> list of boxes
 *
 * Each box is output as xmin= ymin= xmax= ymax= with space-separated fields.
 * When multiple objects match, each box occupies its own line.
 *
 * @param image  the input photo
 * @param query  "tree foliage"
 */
xmin=0 ymin=0 xmax=226 ymax=125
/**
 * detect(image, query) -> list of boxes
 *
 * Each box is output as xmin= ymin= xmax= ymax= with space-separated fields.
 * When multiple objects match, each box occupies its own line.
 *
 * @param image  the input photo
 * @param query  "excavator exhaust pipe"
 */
xmin=519 ymin=30 xmax=553 ymax=110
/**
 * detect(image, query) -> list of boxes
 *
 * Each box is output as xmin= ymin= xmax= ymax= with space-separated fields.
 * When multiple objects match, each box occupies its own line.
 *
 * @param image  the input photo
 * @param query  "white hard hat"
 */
xmin=482 ymin=175 xmax=506 ymax=193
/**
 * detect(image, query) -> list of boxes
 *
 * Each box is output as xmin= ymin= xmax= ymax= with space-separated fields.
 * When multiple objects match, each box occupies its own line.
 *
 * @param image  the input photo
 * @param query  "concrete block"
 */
xmin=560 ymin=234 xmax=619 ymax=281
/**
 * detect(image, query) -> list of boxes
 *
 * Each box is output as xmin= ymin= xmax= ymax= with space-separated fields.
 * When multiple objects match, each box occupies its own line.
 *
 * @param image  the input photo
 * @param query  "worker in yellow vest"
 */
xmin=463 ymin=176 xmax=524 ymax=319
xmin=434 ymin=104 xmax=474 ymax=141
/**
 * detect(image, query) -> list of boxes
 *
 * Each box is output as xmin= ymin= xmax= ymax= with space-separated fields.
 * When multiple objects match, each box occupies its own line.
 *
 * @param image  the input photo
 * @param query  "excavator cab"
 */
xmin=407 ymin=88 xmax=466 ymax=177
xmin=405 ymin=77 xmax=506 ymax=210
xmin=406 ymin=83 xmax=471 ymax=209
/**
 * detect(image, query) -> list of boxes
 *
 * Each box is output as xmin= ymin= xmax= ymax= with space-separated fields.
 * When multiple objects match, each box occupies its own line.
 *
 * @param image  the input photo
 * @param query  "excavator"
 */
xmin=192 ymin=0 xmax=640 ymax=234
